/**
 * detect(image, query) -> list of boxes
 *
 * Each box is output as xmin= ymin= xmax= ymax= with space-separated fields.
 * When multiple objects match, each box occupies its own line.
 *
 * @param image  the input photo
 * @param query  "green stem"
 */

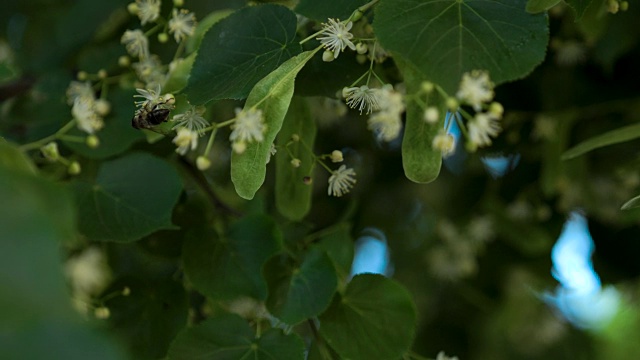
xmin=19 ymin=119 xmax=77 ymax=151
xmin=316 ymin=158 xmax=334 ymax=173
xmin=203 ymin=127 xmax=217 ymax=156
xmin=173 ymin=41 xmax=185 ymax=62
xmin=58 ymin=135 xmax=85 ymax=143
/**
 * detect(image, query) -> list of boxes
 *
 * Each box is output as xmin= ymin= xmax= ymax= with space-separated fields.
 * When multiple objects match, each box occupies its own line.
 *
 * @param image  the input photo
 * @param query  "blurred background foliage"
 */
xmin=2 ymin=0 xmax=640 ymax=359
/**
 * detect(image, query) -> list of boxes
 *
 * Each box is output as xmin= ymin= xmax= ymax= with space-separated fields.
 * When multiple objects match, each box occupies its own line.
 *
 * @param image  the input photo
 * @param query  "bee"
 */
xmin=132 ymin=102 xmax=172 ymax=130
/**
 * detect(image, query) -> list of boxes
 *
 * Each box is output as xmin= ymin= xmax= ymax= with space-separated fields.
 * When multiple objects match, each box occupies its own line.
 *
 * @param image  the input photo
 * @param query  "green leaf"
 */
xmin=104 ymin=277 xmax=188 ymax=359
xmin=183 ymin=5 xmax=301 ymax=104
xmin=0 ymin=165 xmax=126 ymax=360
xmin=163 ymin=53 xmax=196 ymax=94
xmin=185 ymin=9 xmax=234 ymax=54
xmin=295 ymin=0 xmax=369 ymax=22
xmin=231 ymin=50 xmax=319 ymax=200
xmin=168 ymin=313 xmax=305 ymax=360
xmin=71 ymin=152 xmax=182 ymax=242
xmin=63 ymin=89 xmax=144 ymax=159
xmin=397 ymin=59 xmax=445 ymax=183
xmin=621 ymin=195 xmax=640 ymax=210
xmin=562 ymin=123 xmax=640 ymax=160
xmin=275 ymin=96 xmax=316 ymax=220
xmin=526 ymin=0 xmax=562 ymax=13
xmin=312 ymin=223 xmax=354 ymax=282
xmin=0 ymin=139 xmax=37 ymax=175
xmin=565 ymin=0 xmax=593 ymax=20
xmin=319 ymin=274 xmax=417 ymax=360
xmin=265 ymin=249 xmax=337 ymax=325
xmin=373 ymin=0 xmax=549 ymax=93
xmin=182 ymin=215 xmax=283 ymax=300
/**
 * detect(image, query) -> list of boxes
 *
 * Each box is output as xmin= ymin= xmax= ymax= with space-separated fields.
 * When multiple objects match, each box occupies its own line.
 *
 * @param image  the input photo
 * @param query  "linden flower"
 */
xmin=66 ymin=81 xmax=95 ymax=105
xmin=133 ymin=85 xmax=164 ymax=113
xmin=65 ymin=247 xmax=111 ymax=299
xmin=468 ymin=112 xmax=501 ymax=147
xmin=456 ymin=70 xmax=494 ymax=111
xmin=368 ymin=112 xmax=402 ymax=142
xmin=72 ymin=98 xmax=104 ymax=134
xmin=121 ymin=29 xmax=149 ymax=59
xmin=229 ymin=108 xmax=266 ymax=152
xmin=343 ymin=85 xmax=380 ymax=114
xmin=173 ymin=127 xmax=199 ymax=155
xmin=317 ymin=18 xmax=356 ymax=59
xmin=367 ymin=84 xmax=405 ymax=141
xmin=432 ymin=131 xmax=455 ymax=156
xmin=132 ymin=55 xmax=166 ymax=89
xmin=168 ymin=9 xmax=197 ymax=43
xmin=327 ymin=165 xmax=357 ymax=197
xmin=172 ymin=106 xmax=208 ymax=133
xmin=136 ymin=0 xmax=161 ymax=25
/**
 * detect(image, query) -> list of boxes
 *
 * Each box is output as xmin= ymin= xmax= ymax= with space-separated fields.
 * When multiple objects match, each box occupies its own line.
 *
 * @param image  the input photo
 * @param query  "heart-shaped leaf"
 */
xmin=319 ymin=274 xmax=417 ymax=360
xmin=182 ymin=215 xmax=283 ymax=300
xmin=374 ymin=0 xmax=549 ymax=93
xmin=183 ymin=5 xmax=301 ymax=104
xmin=71 ymin=152 xmax=182 ymax=242
xmin=168 ymin=314 xmax=305 ymax=360
xmin=265 ymin=248 xmax=337 ymax=325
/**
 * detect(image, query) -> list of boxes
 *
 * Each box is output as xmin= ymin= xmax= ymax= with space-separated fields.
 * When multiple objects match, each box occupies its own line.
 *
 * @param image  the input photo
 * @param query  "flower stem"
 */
xmin=203 ymin=127 xmax=217 ymax=156
xmin=19 ymin=119 xmax=77 ymax=151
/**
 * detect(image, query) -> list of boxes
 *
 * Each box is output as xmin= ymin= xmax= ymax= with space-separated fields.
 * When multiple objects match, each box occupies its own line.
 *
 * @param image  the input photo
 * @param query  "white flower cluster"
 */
xmin=367 ymin=84 xmax=405 ymax=142
xmin=65 ymin=247 xmax=112 ymax=315
xmin=122 ymin=0 xmax=197 ymax=89
xmin=230 ymin=108 xmax=266 ymax=154
xmin=456 ymin=70 xmax=504 ymax=149
xmin=66 ymin=81 xmax=109 ymax=134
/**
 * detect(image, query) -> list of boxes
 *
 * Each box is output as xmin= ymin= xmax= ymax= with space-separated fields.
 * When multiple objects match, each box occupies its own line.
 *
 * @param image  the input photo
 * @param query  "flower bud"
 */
xmin=158 ymin=33 xmax=169 ymax=43
xmin=41 ymin=142 xmax=60 ymax=161
xmin=421 ymin=81 xmax=434 ymax=93
xmin=94 ymin=307 xmax=110 ymax=319
xmin=122 ymin=287 xmax=131 ymax=296
xmin=322 ymin=50 xmax=335 ymax=62
xmin=77 ymin=71 xmax=88 ymax=81
xmin=118 ymin=55 xmax=131 ymax=67
xmin=423 ymin=106 xmax=439 ymax=124
xmin=196 ymin=156 xmax=211 ymax=171
xmin=330 ymin=150 xmax=343 ymax=163
xmin=173 ymin=0 xmax=184 ymax=6
xmin=445 ymin=97 xmax=459 ymax=111
xmin=303 ymin=176 xmax=313 ymax=185
xmin=127 ymin=2 xmax=138 ymax=15
xmin=68 ymin=161 xmax=82 ymax=175
xmin=352 ymin=9 xmax=364 ymax=22
xmin=489 ymin=102 xmax=504 ymax=118
xmin=291 ymin=134 xmax=300 ymax=142
xmin=291 ymin=159 xmax=301 ymax=168
xmin=86 ymin=135 xmax=100 ymax=149
xmin=356 ymin=43 xmax=368 ymax=54
xmin=97 ymin=69 xmax=107 ymax=79
xmin=232 ymin=142 xmax=246 ymax=154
